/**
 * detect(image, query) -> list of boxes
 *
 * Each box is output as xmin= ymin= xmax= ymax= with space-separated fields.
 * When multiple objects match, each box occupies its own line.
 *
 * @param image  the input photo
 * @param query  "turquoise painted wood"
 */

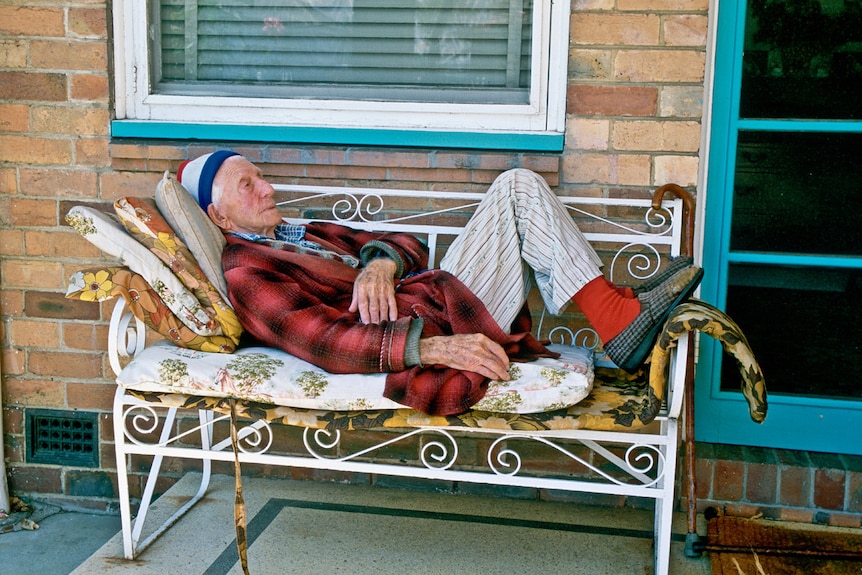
xmin=698 ymin=0 xmax=862 ymax=455
xmin=110 ymin=121 xmax=565 ymax=152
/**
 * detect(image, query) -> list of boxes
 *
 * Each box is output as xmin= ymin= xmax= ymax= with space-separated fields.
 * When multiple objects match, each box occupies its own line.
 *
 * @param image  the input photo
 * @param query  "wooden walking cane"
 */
xmin=652 ymin=183 xmax=703 ymax=556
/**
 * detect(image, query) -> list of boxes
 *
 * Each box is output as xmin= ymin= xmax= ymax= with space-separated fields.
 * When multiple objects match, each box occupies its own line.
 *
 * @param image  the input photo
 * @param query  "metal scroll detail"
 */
xmin=302 ymin=427 xmax=459 ymax=470
xmin=120 ymin=404 xmax=274 ymax=454
xmin=487 ymin=435 xmax=666 ymax=488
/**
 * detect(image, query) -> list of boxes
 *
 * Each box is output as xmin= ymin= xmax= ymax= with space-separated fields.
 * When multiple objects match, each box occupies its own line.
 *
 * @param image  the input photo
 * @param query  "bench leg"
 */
xmin=114 ymin=388 xmax=215 ymax=559
xmin=653 ymin=417 xmax=678 ymax=575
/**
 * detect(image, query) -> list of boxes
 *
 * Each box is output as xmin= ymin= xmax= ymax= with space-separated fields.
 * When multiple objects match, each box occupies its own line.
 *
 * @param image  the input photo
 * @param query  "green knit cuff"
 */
xmin=359 ymin=240 xmax=405 ymax=279
xmin=403 ymin=318 xmax=425 ymax=367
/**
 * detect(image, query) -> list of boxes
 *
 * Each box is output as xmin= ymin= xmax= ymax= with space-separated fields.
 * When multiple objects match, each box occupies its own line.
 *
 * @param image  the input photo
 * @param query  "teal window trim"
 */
xmin=698 ymin=0 xmax=862 ymax=455
xmin=110 ymin=121 xmax=565 ymax=152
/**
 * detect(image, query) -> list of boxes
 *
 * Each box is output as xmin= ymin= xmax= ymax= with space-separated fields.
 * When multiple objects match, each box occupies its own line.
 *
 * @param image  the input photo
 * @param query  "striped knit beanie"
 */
xmin=176 ymin=150 xmax=240 ymax=211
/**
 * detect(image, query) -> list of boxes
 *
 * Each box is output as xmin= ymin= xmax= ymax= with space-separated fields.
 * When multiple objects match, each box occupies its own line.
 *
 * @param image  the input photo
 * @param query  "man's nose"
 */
xmin=258 ymin=180 xmax=275 ymax=197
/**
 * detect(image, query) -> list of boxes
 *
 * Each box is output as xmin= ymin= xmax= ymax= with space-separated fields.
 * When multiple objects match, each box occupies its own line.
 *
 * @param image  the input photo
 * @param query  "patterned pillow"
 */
xmin=65 ymin=205 xmax=223 ymax=338
xmin=113 ymin=196 xmax=242 ymax=346
xmin=66 ymin=267 xmax=238 ymax=353
xmin=154 ymin=172 xmax=229 ymax=303
xmin=117 ymin=341 xmax=594 ymax=414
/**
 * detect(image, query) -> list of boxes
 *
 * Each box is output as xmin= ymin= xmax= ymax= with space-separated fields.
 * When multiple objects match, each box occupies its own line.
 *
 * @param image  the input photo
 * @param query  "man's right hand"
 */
xmin=418 ymin=334 xmax=511 ymax=381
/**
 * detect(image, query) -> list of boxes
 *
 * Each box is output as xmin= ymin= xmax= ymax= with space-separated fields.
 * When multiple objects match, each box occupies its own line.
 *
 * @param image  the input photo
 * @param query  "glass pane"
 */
xmin=154 ymin=0 xmax=533 ymax=104
xmin=721 ymin=264 xmax=862 ymax=399
xmin=740 ymin=0 xmax=862 ymax=119
xmin=730 ymin=131 xmax=862 ymax=255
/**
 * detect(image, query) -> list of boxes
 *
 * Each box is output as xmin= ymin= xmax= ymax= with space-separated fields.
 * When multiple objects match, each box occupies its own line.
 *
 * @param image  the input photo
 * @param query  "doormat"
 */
xmin=707 ymin=514 xmax=862 ymax=575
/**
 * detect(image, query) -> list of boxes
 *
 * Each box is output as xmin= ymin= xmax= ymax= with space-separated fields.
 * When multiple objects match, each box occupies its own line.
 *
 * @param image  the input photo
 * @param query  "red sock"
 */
xmin=604 ymin=278 xmax=635 ymax=299
xmin=572 ymin=277 xmax=641 ymax=342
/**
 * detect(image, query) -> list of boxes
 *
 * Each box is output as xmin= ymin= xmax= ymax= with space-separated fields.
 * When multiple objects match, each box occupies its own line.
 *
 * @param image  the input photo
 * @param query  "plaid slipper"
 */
xmin=632 ymin=255 xmax=694 ymax=295
xmin=604 ymin=265 xmax=703 ymax=373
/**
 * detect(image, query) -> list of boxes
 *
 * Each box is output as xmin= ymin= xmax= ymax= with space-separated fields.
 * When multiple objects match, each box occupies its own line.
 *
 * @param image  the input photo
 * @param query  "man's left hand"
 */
xmin=349 ymin=258 xmax=398 ymax=324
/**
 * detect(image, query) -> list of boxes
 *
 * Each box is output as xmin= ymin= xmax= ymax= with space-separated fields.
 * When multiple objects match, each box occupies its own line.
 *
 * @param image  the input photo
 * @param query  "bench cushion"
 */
xmin=117 ymin=341 xmax=594 ymax=415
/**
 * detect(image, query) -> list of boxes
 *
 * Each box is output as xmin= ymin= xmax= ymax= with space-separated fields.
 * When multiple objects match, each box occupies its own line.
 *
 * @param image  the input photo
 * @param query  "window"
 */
xmin=112 ymin=0 xmax=570 ymax=149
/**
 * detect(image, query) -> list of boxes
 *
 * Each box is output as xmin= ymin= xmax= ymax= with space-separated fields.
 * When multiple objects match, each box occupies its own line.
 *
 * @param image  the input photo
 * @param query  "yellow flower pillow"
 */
xmin=65 ymin=205 xmax=224 ymax=338
xmin=113 ymin=196 xmax=242 ymax=347
xmin=66 ymin=267 xmax=238 ymax=353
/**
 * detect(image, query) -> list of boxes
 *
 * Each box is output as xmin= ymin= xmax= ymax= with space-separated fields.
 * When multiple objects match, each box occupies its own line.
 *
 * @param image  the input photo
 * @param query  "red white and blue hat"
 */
xmin=177 ymin=150 xmax=240 ymax=211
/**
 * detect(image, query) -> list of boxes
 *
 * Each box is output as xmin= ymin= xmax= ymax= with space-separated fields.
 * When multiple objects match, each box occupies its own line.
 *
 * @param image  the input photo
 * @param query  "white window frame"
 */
xmin=112 ymin=0 xmax=570 ymax=136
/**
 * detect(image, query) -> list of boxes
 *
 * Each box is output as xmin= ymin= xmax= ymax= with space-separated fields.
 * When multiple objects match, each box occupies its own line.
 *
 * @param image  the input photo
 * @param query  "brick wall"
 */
xmin=5 ymin=0 xmax=850 ymax=526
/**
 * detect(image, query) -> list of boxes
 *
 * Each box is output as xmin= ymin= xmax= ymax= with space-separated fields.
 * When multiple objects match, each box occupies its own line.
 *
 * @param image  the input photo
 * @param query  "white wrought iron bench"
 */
xmin=66 ymin=174 xmax=765 ymax=575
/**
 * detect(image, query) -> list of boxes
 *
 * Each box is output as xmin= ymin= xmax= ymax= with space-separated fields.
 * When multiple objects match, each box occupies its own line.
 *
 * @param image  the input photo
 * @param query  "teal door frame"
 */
xmin=697 ymin=0 xmax=862 ymax=454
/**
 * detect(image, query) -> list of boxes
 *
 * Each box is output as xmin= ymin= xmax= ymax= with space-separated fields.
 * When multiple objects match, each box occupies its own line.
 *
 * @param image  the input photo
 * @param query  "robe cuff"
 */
xmin=403 ymin=318 xmax=425 ymax=367
xmin=360 ymin=240 xmax=405 ymax=279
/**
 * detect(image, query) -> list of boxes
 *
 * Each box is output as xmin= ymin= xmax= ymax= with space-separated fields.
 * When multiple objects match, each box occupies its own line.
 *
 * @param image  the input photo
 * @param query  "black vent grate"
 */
xmin=26 ymin=409 xmax=99 ymax=467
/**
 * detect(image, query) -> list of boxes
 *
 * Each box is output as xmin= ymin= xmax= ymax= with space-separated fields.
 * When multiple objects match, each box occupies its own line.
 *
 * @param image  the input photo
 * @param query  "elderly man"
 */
xmin=177 ymin=151 xmax=701 ymax=415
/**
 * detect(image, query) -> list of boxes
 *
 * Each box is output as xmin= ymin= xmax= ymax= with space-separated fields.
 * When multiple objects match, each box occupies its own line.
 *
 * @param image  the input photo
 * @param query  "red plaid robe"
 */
xmin=223 ymin=222 xmax=555 ymax=415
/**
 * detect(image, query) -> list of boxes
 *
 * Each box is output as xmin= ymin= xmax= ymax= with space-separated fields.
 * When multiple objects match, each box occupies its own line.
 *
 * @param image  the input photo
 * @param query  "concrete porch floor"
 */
xmin=2 ymin=473 xmax=712 ymax=575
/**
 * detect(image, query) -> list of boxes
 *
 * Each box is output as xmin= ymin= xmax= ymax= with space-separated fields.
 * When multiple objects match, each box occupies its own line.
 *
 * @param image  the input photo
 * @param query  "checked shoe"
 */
xmin=604 ymin=265 xmax=703 ymax=373
xmin=632 ymin=255 xmax=694 ymax=295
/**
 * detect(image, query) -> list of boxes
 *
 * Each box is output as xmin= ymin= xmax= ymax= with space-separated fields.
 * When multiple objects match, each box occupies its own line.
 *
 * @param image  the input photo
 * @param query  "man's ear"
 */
xmin=207 ymin=203 xmax=231 ymax=232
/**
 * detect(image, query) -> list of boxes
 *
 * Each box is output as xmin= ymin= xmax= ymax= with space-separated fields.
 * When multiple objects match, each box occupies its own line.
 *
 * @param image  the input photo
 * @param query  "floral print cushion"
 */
xmin=66 ymin=205 xmax=226 ymax=338
xmin=113 ymin=196 xmax=242 ymax=345
xmin=66 ymin=267 xmax=239 ymax=353
xmin=117 ymin=340 xmax=594 ymax=415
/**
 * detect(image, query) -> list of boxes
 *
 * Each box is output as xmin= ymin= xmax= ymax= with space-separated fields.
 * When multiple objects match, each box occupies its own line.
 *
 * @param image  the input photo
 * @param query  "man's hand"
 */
xmin=349 ymin=258 xmax=398 ymax=324
xmin=419 ymin=334 xmax=511 ymax=381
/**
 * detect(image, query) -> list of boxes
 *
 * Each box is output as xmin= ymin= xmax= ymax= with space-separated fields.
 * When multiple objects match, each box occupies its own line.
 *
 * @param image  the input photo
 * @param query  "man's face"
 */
xmin=209 ymin=156 xmax=282 ymax=236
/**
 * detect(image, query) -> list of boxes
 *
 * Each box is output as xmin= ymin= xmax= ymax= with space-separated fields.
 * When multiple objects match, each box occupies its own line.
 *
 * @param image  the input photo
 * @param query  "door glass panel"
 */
xmin=722 ymin=263 xmax=862 ymax=398
xmin=730 ymin=131 xmax=862 ymax=255
xmin=740 ymin=0 xmax=862 ymax=119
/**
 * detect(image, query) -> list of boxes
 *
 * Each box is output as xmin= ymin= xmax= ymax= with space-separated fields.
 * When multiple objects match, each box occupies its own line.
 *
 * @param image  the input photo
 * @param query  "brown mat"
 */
xmin=707 ymin=515 xmax=862 ymax=575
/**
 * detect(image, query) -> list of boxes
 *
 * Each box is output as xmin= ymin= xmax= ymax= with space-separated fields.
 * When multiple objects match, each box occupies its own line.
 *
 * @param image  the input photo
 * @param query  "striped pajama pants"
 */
xmin=440 ymin=168 xmax=604 ymax=333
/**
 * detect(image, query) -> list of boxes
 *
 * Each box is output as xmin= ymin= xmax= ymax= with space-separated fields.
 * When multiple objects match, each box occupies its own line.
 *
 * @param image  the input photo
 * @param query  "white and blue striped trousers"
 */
xmin=440 ymin=169 xmax=604 ymax=333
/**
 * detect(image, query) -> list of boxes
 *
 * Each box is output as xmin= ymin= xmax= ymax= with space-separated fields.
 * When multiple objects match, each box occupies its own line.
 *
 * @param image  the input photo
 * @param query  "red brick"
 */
xmin=0 ymin=167 xmax=18 ymax=194
xmin=2 ymin=259 xmax=64 ymax=289
xmin=2 ymin=348 xmax=26 ymax=376
xmin=0 ymin=6 xmax=65 ymax=37
xmin=778 ymin=507 xmax=815 ymax=523
xmin=813 ymin=468 xmax=846 ymax=510
xmin=30 ymin=39 xmax=107 ymax=72
xmin=19 ymin=168 xmax=99 ymax=198
xmin=1 ymin=38 xmax=28 ymax=68
xmin=0 ymin=229 xmax=24 ymax=256
xmin=1 ymin=378 xmax=65 ymax=407
xmin=27 ymin=230 xmax=102 ymax=259
xmin=3 ymin=408 xmax=25 ymax=434
xmin=69 ymin=7 xmax=108 ymax=38
xmin=6 ymin=197 xmax=58 ymax=226
xmin=828 ymin=513 xmax=862 ymax=528
xmin=63 ymin=323 xmax=110 ymax=351
xmin=98 ymin=171 xmax=162 ymax=201
xmin=66 ymin=381 xmax=115 ymax=410
xmin=8 ymin=465 xmax=62 ymax=494
xmin=713 ymin=460 xmax=745 ymax=501
xmin=780 ymin=466 xmax=812 ymax=507
xmin=75 ymin=138 xmax=110 ymax=168
xmin=1 ymin=287 xmax=24 ymax=314
xmin=25 ymin=290 xmax=100 ymax=321
xmin=31 ymin=105 xmax=110 ymax=137
xmin=29 ymin=350 xmax=103 ymax=379
xmin=0 ymin=135 xmax=72 ymax=165
xmin=746 ymin=462 xmax=778 ymax=504
xmin=9 ymin=319 xmax=60 ymax=347
xmin=849 ymin=472 xmax=862 ymax=513
xmin=0 ymin=71 xmax=67 ymax=101
xmin=71 ymin=73 xmax=109 ymax=101
xmin=567 ymin=85 xmax=658 ymax=116
xmin=0 ymin=103 xmax=29 ymax=132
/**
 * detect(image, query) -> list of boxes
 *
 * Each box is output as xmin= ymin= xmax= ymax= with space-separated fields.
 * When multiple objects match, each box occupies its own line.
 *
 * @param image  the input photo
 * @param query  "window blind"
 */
xmin=154 ymin=0 xmax=534 ymax=104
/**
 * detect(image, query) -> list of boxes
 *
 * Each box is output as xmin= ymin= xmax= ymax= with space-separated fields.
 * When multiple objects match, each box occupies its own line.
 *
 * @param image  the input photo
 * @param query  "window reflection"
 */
xmin=723 ymin=264 xmax=862 ymax=398
xmin=731 ymin=131 xmax=862 ymax=255
xmin=741 ymin=0 xmax=862 ymax=119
